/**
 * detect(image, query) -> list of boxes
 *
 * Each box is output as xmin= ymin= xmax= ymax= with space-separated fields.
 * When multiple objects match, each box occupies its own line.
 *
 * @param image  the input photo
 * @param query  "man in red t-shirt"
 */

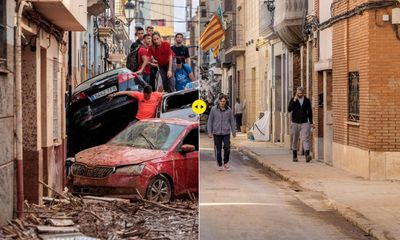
xmin=108 ymin=85 xmax=163 ymax=120
xmin=135 ymin=34 xmax=154 ymax=84
xmin=147 ymin=32 xmax=175 ymax=93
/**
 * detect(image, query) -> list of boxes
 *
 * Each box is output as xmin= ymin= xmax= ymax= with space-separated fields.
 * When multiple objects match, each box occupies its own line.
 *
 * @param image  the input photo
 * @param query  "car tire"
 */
xmin=146 ymin=175 xmax=172 ymax=202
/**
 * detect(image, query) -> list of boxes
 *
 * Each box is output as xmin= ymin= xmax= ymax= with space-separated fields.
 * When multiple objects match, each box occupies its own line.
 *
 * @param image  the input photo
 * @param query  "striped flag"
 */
xmin=199 ymin=14 xmax=225 ymax=52
xmin=213 ymin=44 xmax=220 ymax=58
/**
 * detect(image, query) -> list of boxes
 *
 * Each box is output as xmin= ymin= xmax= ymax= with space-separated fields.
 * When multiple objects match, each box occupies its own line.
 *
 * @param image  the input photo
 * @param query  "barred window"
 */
xmin=0 ymin=0 xmax=6 ymax=68
xmin=348 ymin=72 xmax=359 ymax=122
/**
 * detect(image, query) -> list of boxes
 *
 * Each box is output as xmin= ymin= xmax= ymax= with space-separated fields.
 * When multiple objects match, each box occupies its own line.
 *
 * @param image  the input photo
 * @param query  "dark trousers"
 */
xmin=158 ymin=65 xmax=175 ymax=93
xmin=235 ymin=113 xmax=242 ymax=131
xmin=213 ymin=134 xmax=231 ymax=167
xmin=149 ymin=66 xmax=158 ymax=91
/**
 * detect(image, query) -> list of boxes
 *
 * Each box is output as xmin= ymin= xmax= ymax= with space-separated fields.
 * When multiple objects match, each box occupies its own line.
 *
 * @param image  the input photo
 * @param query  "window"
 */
xmin=348 ymin=72 xmax=359 ymax=122
xmin=0 ymin=0 xmax=6 ymax=69
xmin=201 ymin=9 xmax=207 ymax=18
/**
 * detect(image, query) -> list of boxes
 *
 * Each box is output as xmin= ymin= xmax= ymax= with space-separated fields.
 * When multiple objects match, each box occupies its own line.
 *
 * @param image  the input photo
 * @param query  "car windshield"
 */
xmin=109 ymin=121 xmax=186 ymax=150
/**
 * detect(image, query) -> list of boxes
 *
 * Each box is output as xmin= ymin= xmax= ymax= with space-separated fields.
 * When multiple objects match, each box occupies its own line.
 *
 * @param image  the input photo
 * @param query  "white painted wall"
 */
xmin=319 ymin=0 xmax=333 ymax=62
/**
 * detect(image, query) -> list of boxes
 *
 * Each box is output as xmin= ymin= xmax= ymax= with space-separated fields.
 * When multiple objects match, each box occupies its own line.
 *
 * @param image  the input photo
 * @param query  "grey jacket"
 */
xmin=207 ymin=105 xmax=236 ymax=135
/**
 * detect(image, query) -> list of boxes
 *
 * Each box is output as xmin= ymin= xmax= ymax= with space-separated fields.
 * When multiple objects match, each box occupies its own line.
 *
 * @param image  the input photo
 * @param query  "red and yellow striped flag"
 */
xmin=213 ymin=44 xmax=220 ymax=58
xmin=199 ymin=14 xmax=225 ymax=52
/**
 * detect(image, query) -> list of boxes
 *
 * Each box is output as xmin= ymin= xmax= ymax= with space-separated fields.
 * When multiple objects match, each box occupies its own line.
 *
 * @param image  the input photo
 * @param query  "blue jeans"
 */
xmin=142 ymin=74 xmax=150 ymax=85
xmin=213 ymin=134 xmax=231 ymax=167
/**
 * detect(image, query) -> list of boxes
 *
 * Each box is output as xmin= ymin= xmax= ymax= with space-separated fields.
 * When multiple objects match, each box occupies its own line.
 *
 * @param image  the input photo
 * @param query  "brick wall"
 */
xmin=332 ymin=0 xmax=400 ymax=151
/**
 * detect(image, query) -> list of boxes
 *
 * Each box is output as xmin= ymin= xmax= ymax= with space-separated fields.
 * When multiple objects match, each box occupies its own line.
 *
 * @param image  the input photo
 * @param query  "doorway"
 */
xmin=323 ymin=71 xmax=333 ymax=165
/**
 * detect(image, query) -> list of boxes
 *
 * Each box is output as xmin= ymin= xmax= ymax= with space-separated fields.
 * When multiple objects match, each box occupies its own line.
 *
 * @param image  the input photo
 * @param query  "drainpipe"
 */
xmin=15 ymin=0 xmax=31 ymax=219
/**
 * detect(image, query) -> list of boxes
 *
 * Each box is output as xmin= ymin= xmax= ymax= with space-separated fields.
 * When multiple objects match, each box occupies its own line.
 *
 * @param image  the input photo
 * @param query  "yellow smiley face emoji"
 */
xmin=192 ymin=99 xmax=207 ymax=115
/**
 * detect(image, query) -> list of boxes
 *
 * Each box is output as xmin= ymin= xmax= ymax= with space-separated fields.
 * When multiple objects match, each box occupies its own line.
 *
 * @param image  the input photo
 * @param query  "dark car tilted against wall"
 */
xmin=68 ymin=68 xmax=146 ymax=156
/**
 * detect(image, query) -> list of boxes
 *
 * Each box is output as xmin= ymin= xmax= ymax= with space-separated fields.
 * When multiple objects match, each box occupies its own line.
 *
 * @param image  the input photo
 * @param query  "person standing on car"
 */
xmin=108 ymin=85 xmax=163 ymax=121
xmin=288 ymin=86 xmax=314 ymax=162
xmin=234 ymin=98 xmax=243 ymax=132
xmin=208 ymin=94 xmax=236 ymax=171
xmin=175 ymin=58 xmax=195 ymax=91
xmin=127 ymin=27 xmax=145 ymax=72
xmin=147 ymin=32 xmax=175 ymax=93
xmin=172 ymin=33 xmax=190 ymax=65
xmin=146 ymin=26 xmax=158 ymax=91
xmin=135 ymin=34 xmax=153 ymax=84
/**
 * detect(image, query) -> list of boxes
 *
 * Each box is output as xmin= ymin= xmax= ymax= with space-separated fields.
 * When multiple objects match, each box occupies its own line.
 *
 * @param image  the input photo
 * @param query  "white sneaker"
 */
xmin=217 ymin=166 xmax=223 ymax=171
xmin=224 ymin=163 xmax=231 ymax=171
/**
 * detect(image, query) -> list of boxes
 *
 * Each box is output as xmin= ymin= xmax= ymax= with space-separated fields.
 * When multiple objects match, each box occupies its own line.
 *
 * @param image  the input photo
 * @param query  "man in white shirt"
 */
xmin=234 ymin=98 xmax=243 ymax=132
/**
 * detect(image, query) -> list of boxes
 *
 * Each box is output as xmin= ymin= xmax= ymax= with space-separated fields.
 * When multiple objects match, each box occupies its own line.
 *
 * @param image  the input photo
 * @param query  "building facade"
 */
xmin=0 ymin=0 xmax=87 ymax=225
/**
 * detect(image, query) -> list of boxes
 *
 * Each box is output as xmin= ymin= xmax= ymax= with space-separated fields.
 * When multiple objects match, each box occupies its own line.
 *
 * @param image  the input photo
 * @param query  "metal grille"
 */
xmin=72 ymin=163 xmax=114 ymax=178
xmin=348 ymin=72 xmax=360 ymax=122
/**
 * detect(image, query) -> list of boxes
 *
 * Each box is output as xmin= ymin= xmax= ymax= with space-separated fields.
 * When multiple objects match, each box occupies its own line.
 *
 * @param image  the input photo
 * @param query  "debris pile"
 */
xmin=1 ymin=193 xmax=198 ymax=240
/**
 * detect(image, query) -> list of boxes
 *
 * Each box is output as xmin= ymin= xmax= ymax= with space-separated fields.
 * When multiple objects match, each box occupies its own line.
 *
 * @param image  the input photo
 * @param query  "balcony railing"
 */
xmin=223 ymin=23 xmax=245 ymax=57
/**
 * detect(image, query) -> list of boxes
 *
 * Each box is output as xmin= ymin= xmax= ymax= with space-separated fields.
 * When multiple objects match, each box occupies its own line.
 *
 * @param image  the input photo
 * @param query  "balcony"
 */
xmin=224 ymin=23 xmax=245 ymax=58
xmin=30 ymin=0 xmax=87 ymax=31
xmin=108 ymin=44 xmax=126 ymax=64
xmin=98 ymin=27 xmax=113 ymax=43
xmin=273 ymin=0 xmax=307 ymax=49
xmin=88 ymin=0 xmax=109 ymax=16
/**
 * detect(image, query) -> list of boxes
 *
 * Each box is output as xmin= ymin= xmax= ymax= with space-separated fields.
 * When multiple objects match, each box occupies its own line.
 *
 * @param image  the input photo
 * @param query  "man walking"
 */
xmin=234 ymin=98 xmax=243 ymax=132
xmin=108 ymin=85 xmax=163 ymax=121
xmin=147 ymin=32 xmax=175 ymax=93
xmin=208 ymin=95 xmax=236 ymax=171
xmin=288 ymin=86 xmax=314 ymax=162
xmin=172 ymin=33 xmax=190 ymax=64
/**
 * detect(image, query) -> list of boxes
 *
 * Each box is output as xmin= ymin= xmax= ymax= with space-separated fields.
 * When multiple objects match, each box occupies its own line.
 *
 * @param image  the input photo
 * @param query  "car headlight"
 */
xmin=114 ymin=164 xmax=145 ymax=175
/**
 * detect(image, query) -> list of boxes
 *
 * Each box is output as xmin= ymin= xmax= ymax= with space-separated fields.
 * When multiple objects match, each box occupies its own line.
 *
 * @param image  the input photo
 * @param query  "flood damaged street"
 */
xmin=199 ymin=134 xmax=373 ymax=240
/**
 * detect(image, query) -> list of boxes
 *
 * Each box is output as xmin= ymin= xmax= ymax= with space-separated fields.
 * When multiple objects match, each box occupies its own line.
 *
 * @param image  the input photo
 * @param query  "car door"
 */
xmin=175 ymin=127 xmax=199 ymax=194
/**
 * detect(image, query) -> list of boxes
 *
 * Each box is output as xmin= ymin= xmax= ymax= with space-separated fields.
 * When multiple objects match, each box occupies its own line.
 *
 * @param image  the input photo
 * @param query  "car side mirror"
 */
xmin=180 ymin=144 xmax=195 ymax=153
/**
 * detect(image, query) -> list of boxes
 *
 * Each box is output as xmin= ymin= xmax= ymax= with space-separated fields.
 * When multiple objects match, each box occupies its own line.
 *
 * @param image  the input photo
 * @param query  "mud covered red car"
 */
xmin=68 ymin=118 xmax=199 ymax=202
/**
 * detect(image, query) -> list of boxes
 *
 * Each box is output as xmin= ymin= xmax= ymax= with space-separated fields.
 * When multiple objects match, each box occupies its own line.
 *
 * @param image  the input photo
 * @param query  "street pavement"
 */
xmin=200 ymin=134 xmax=372 ymax=240
xmin=232 ymin=133 xmax=400 ymax=240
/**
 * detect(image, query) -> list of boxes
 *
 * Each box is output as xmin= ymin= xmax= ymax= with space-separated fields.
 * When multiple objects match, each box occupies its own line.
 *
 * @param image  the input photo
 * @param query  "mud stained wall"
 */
xmin=0 ymin=101 xmax=14 ymax=225
xmin=0 ymin=0 xmax=16 ymax=225
xmin=21 ymin=38 xmax=43 ymax=204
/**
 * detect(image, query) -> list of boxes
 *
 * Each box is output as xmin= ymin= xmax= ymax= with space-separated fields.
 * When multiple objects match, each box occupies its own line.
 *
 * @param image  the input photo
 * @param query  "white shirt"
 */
xmin=235 ymin=102 xmax=243 ymax=114
xmin=299 ymin=97 xmax=304 ymax=107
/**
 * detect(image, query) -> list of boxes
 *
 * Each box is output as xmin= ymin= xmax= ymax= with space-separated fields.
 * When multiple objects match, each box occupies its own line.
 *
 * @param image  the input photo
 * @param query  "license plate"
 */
xmin=90 ymin=86 xmax=117 ymax=101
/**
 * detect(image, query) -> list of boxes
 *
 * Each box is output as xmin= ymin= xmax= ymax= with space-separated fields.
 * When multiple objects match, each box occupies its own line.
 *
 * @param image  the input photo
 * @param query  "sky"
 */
xmin=174 ymin=0 xmax=199 ymax=33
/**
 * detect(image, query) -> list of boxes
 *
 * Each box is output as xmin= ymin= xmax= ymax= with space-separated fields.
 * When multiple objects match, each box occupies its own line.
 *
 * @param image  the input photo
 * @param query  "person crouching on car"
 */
xmin=175 ymin=58 xmax=195 ymax=91
xmin=108 ymin=85 xmax=163 ymax=121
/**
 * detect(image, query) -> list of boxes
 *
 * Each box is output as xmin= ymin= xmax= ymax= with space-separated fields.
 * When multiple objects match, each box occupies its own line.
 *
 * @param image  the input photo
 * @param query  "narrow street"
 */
xmin=199 ymin=134 xmax=373 ymax=240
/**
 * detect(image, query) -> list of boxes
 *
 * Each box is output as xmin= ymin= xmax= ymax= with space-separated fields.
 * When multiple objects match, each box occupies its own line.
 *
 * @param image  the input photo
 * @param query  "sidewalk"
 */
xmin=232 ymin=133 xmax=400 ymax=240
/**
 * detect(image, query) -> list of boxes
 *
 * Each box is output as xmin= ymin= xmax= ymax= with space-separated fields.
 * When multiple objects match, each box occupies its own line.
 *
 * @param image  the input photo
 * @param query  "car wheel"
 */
xmin=146 ymin=175 xmax=172 ymax=202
